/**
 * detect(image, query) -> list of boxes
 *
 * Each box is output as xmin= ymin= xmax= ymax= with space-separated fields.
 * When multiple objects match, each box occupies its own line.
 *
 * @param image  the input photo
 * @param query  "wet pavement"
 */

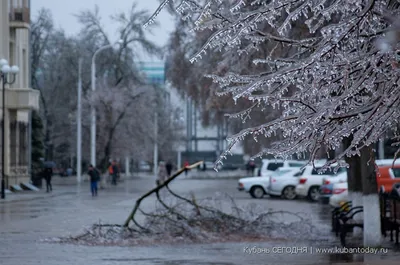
xmin=0 ymin=175 xmax=399 ymax=264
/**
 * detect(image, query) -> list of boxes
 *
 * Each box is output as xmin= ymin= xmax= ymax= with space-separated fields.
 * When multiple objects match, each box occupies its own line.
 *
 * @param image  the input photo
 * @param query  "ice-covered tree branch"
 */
xmin=151 ymin=0 xmax=400 ymax=169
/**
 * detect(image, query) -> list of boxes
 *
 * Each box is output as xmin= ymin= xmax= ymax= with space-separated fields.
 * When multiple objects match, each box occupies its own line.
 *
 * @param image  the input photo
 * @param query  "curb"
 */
xmin=0 ymin=191 xmax=75 ymax=203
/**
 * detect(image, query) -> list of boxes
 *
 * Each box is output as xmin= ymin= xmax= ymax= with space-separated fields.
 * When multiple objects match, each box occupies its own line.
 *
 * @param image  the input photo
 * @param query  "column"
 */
xmin=125 ymin=157 xmax=130 ymax=177
xmin=13 ymin=120 xmax=20 ymax=185
xmin=27 ymin=109 xmax=32 ymax=177
xmin=177 ymin=150 xmax=181 ymax=168
xmin=4 ymin=108 xmax=10 ymax=187
xmin=0 ymin=0 xmax=9 ymax=59
xmin=15 ymin=28 xmax=30 ymax=89
xmin=0 ymin=116 xmax=2 ymax=174
xmin=18 ymin=121 xmax=28 ymax=175
xmin=16 ymin=110 xmax=29 ymax=182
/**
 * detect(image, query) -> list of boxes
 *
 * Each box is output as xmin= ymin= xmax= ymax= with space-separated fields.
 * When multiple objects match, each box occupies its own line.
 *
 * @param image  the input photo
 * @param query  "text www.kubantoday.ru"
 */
xmin=243 ymin=246 xmax=389 ymax=255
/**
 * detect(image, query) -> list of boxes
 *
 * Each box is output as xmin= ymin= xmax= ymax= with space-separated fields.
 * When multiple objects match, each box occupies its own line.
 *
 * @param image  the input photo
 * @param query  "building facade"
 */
xmin=1 ymin=0 xmax=39 ymax=187
xmin=139 ymin=61 xmax=243 ymax=167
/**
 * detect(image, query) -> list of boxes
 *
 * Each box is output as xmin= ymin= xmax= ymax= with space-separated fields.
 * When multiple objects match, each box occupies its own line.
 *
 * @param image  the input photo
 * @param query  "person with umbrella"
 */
xmin=43 ymin=161 xmax=55 ymax=192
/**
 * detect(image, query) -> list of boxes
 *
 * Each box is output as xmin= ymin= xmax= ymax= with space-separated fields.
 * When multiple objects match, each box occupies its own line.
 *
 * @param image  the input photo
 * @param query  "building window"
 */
xmin=10 ymin=121 xmax=17 ymax=167
xmin=18 ymin=122 xmax=27 ymax=166
xmin=14 ymin=12 xmax=23 ymax=21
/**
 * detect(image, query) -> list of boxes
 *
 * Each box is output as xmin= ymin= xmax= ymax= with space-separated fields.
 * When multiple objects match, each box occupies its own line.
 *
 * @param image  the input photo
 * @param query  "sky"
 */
xmin=31 ymin=0 xmax=176 ymax=61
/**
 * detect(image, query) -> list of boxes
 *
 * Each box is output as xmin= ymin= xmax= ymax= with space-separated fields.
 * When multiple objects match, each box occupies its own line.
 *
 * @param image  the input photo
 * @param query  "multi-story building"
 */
xmin=0 ymin=0 xmax=39 ymax=188
xmin=139 ymin=61 xmax=243 ymax=167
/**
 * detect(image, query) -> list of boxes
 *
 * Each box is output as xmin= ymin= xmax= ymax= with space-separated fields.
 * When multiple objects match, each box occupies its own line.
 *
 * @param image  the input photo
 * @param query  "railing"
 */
xmin=9 ymin=7 xmax=30 ymax=24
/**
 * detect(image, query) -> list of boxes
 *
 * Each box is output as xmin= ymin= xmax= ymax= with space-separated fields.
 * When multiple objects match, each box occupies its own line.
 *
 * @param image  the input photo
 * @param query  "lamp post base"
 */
xmin=1 ymin=178 xmax=5 ymax=199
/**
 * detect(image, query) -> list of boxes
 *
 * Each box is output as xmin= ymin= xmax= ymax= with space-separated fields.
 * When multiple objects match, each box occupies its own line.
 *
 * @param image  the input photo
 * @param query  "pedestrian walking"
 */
xmin=247 ymin=160 xmax=256 ymax=176
xmin=166 ymin=160 xmax=173 ymax=177
xmin=157 ymin=161 xmax=169 ymax=186
xmin=111 ymin=161 xmax=119 ymax=185
xmin=184 ymin=160 xmax=190 ymax=176
xmin=108 ymin=162 xmax=114 ymax=184
xmin=43 ymin=167 xmax=53 ymax=192
xmin=88 ymin=164 xmax=100 ymax=196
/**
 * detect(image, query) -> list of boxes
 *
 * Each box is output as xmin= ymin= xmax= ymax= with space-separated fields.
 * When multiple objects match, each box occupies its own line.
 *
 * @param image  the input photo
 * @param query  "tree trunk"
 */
xmin=44 ymin=117 xmax=52 ymax=161
xmin=99 ymin=140 xmax=112 ymax=172
xmin=345 ymin=155 xmax=363 ymax=234
xmin=343 ymin=137 xmax=363 ymax=206
xmin=343 ymin=137 xmax=363 ymax=235
xmin=99 ymin=110 xmax=114 ymax=172
xmin=360 ymin=145 xmax=381 ymax=247
xmin=328 ymin=149 xmax=335 ymax=160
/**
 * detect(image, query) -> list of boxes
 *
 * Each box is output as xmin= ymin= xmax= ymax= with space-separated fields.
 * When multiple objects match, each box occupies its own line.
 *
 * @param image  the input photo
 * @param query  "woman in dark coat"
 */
xmin=43 ymin=167 xmax=53 ymax=192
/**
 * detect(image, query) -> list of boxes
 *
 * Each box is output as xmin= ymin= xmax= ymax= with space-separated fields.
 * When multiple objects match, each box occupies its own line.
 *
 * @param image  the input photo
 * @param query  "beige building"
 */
xmin=0 ymin=0 xmax=39 ymax=187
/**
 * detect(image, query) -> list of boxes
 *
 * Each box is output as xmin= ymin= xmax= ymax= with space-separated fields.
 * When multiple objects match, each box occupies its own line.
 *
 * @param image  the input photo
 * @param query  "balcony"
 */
xmin=9 ymin=7 xmax=30 ymax=27
xmin=0 ymin=88 xmax=40 ymax=110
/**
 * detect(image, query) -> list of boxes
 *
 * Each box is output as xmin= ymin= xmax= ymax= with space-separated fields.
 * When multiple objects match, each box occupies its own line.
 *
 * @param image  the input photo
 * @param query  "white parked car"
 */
xmin=138 ymin=161 xmax=151 ymax=171
xmin=375 ymin=159 xmax=400 ymax=166
xmin=295 ymin=163 xmax=347 ymax=202
xmin=322 ymin=172 xmax=348 ymax=185
xmin=258 ymin=159 xmax=307 ymax=176
xmin=329 ymin=182 xmax=349 ymax=207
xmin=267 ymin=167 xmax=303 ymax=200
xmin=238 ymin=168 xmax=298 ymax=199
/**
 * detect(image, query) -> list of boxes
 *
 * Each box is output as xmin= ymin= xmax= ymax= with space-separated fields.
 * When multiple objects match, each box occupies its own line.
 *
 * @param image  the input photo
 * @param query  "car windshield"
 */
xmin=288 ymin=162 xmax=305 ymax=167
xmin=312 ymin=167 xmax=347 ymax=175
xmin=392 ymin=168 xmax=400 ymax=178
xmin=267 ymin=162 xmax=284 ymax=171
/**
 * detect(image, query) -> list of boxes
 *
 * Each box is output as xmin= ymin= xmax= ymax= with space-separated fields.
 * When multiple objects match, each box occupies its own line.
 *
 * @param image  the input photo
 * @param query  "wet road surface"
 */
xmin=0 ymin=176 xmax=399 ymax=264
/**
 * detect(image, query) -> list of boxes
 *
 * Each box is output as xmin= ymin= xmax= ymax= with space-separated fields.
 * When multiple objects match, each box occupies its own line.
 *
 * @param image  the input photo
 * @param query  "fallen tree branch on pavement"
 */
xmin=123 ymin=161 xmax=203 ymax=227
xmin=46 ymin=162 xmax=320 ymax=247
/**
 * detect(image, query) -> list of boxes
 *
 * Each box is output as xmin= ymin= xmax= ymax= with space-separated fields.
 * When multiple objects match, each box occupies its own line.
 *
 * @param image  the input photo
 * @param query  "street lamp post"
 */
xmin=90 ymin=40 xmax=123 ymax=168
xmin=77 ymin=58 xmax=82 ymax=182
xmin=0 ymin=59 xmax=19 ymax=199
xmin=153 ymin=104 xmax=158 ymax=176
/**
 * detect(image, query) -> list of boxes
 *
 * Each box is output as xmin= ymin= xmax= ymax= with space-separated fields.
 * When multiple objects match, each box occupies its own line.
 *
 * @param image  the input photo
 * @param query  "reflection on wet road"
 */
xmin=0 ymin=176 xmax=399 ymax=264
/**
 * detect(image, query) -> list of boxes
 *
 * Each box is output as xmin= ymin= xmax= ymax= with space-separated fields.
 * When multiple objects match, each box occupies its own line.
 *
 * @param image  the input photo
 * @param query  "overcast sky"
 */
xmin=31 ymin=0 xmax=175 ymax=61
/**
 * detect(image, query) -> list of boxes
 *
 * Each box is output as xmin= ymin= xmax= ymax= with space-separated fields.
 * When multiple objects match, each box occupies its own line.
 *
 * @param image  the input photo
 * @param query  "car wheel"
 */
xmin=250 ymin=186 xmax=265 ymax=199
xmin=308 ymin=186 xmax=320 ymax=202
xmin=282 ymin=186 xmax=297 ymax=200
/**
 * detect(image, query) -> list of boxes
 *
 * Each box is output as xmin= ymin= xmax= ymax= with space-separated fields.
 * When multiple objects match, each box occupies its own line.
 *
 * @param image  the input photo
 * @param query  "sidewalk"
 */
xmin=127 ymin=170 xmax=247 ymax=179
xmin=0 ymin=184 xmax=79 ymax=203
xmin=2 ymin=171 xmax=156 ymax=202
xmin=58 ymin=169 xmax=247 ymax=182
xmin=1 ymin=170 xmax=246 ymax=203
